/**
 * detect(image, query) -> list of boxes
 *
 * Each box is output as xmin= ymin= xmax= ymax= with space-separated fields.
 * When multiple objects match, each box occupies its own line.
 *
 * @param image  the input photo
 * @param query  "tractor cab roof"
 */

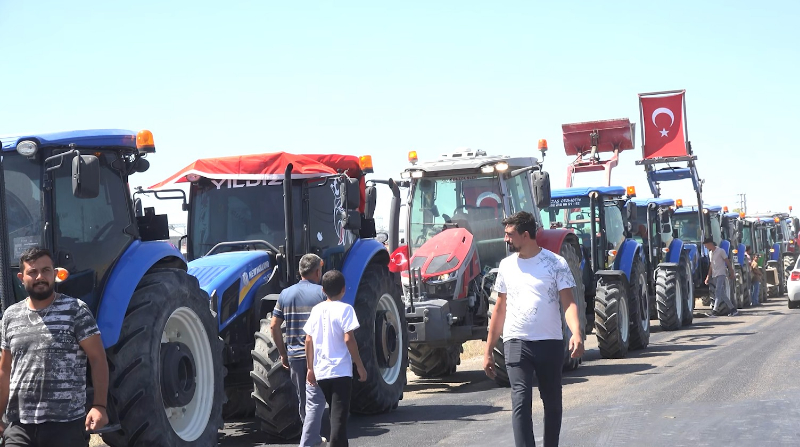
xmin=402 ymin=149 xmax=538 ymax=176
xmin=704 ymin=205 xmax=723 ymax=213
xmin=723 ymin=212 xmax=741 ymax=219
xmin=674 ymin=206 xmax=701 ymax=215
xmin=551 ymin=186 xmax=626 ymax=199
xmin=748 ymin=212 xmax=790 ymax=219
xmin=630 ymin=197 xmax=675 ymax=208
xmin=1 ymin=129 xmax=138 ymax=152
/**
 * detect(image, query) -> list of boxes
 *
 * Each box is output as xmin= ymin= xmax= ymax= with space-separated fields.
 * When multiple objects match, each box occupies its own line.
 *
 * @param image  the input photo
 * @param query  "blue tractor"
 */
xmin=722 ymin=210 xmax=751 ymax=308
xmin=0 ymin=130 xmax=224 ymax=447
xmin=543 ymin=186 xmax=649 ymax=358
xmin=749 ymin=212 xmax=797 ymax=296
xmin=629 ymin=198 xmax=694 ymax=330
xmin=151 ymin=152 xmax=406 ymax=440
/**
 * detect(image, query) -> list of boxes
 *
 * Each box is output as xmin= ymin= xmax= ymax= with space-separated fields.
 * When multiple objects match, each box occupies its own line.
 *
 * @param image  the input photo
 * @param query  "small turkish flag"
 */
xmin=639 ymin=91 xmax=687 ymax=159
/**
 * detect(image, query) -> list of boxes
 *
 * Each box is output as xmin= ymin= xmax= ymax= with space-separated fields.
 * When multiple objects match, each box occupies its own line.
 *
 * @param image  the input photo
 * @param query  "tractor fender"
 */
xmin=341 ymin=239 xmax=390 ymax=306
xmin=719 ymin=240 xmax=731 ymax=257
xmin=771 ymin=243 xmax=781 ymax=261
xmin=612 ymin=239 xmax=641 ymax=281
xmin=96 ymin=240 xmax=187 ymax=348
xmin=594 ymin=270 xmax=631 ymax=290
xmin=536 ymin=228 xmax=571 ymax=254
xmin=737 ymin=243 xmax=746 ymax=266
xmin=666 ymin=239 xmax=684 ymax=264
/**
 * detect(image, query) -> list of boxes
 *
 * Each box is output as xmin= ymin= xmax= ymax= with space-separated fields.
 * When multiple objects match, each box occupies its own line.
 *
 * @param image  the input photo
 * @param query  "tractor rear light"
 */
xmin=16 ymin=140 xmax=38 ymax=157
xmin=676 ymin=199 xmax=683 ymax=208
xmin=408 ymin=151 xmax=418 ymax=164
xmin=55 ymin=268 xmax=69 ymax=282
xmin=136 ymin=130 xmax=156 ymax=154
xmin=626 ymin=186 xmax=636 ymax=197
xmin=791 ymin=271 xmax=800 ymax=281
xmin=359 ymin=155 xmax=374 ymax=174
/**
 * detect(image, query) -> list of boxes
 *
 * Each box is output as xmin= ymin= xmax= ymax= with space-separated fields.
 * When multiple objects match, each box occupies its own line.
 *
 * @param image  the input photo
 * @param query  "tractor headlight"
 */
xmin=16 ymin=140 xmax=37 ymax=157
xmin=425 ymin=276 xmax=457 ymax=298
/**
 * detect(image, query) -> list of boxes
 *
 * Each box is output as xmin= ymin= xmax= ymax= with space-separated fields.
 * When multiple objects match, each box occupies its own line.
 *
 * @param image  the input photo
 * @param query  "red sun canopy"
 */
xmin=150 ymin=152 xmax=362 ymax=189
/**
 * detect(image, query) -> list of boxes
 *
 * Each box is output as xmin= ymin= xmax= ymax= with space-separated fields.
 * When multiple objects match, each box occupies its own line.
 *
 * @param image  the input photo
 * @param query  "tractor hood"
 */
xmin=189 ymin=251 xmax=276 ymax=329
xmin=405 ymin=228 xmax=474 ymax=280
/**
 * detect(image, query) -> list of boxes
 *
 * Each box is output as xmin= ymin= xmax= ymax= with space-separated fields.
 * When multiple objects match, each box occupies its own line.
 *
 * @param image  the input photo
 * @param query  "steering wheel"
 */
xmin=91 ymin=221 xmax=115 ymax=243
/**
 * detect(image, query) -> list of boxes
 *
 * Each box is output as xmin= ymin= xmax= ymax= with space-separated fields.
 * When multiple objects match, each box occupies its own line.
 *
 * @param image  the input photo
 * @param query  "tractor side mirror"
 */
xmin=339 ymin=178 xmax=361 ymax=211
xmin=661 ymin=223 xmax=671 ymax=234
xmin=341 ymin=210 xmax=362 ymax=231
xmin=364 ymin=185 xmax=377 ymax=219
xmin=626 ymin=201 xmax=637 ymax=221
xmin=72 ymin=154 xmax=100 ymax=199
xmin=532 ymin=171 xmax=551 ymax=209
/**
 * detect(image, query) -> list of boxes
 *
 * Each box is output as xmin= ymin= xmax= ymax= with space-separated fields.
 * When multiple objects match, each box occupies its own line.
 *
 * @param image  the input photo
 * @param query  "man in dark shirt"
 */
xmin=0 ymin=247 xmax=109 ymax=447
xmin=271 ymin=253 xmax=327 ymax=446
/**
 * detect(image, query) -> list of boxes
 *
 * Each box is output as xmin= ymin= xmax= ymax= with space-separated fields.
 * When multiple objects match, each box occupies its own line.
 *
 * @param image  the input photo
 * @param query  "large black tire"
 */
xmin=102 ymin=269 xmax=224 ymax=447
xmin=488 ymin=291 xmax=509 ymax=387
xmin=251 ymin=317 xmax=302 ymax=440
xmin=680 ymin=254 xmax=694 ymax=326
xmin=783 ymin=255 xmax=795 ymax=294
xmin=628 ymin=258 xmax=650 ymax=350
xmin=560 ymin=243 xmax=586 ymax=370
xmin=222 ymin=386 xmax=255 ymax=419
xmin=789 ymin=299 xmax=800 ymax=309
xmin=350 ymin=264 xmax=407 ymax=414
xmin=408 ymin=344 xmax=462 ymax=378
xmin=594 ymin=278 xmax=630 ymax=359
xmin=761 ymin=275 xmax=768 ymax=303
xmin=656 ymin=266 xmax=682 ymax=331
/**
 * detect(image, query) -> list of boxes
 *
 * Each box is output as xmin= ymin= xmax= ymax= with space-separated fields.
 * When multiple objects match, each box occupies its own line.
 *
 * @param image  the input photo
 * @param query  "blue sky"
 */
xmin=1 ymin=1 xmax=796 ymax=225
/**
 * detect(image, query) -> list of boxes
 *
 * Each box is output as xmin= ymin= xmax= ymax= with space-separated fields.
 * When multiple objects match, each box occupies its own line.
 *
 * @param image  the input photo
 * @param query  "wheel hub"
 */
xmin=161 ymin=341 xmax=197 ymax=408
xmin=375 ymin=309 xmax=400 ymax=368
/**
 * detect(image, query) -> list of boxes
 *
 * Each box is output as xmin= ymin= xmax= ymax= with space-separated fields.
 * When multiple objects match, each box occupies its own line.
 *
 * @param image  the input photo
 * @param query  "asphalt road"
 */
xmin=214 ymin=297 xmax=800 ymax=446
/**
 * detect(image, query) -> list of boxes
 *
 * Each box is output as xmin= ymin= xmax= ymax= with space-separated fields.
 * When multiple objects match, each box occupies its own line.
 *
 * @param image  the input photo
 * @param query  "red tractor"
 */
xmin=392 ymin=147 xmax=586 ymax=385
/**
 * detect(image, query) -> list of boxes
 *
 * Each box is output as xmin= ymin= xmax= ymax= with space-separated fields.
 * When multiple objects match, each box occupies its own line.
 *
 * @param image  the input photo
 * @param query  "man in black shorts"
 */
xmin=0 ymin=247 xmax=109 ymax=447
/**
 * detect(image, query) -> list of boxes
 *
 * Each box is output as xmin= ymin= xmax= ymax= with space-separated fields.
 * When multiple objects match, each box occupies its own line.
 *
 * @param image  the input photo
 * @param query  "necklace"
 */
xmin=26 ymin=296 xmax=56 ymax=325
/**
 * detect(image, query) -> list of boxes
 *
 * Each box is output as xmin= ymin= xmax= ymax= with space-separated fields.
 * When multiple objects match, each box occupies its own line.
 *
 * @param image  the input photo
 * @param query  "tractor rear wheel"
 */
xmin=487 ymin=292 xmax=509 ymax=387
xmin=408 ymin=343 xmax=463 ymax=378
xmin=680 ymin=254 xmax=694 ymax=326
xmin=351 ymin=264 xmax=407 ymax=414
xmin=734 ymin=267 xmax=745 ymax=309
xmin=251 ymin=317 xmax=302 ymax=440
xmin=560 ymin=242 xmax=586 ymax=370
xmin=628 ymin=258 xmax=650 ymax=350
xmin=656 ymin=266 xmax=682 ymax=331
xmin=594 ymin=278 xmax=630 ymax=359
xmin=102 ymin=269 xmax=223 ymax=447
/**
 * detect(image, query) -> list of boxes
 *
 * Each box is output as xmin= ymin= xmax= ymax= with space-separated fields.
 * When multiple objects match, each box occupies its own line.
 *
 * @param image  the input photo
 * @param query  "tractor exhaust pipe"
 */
xmin=284 ymin=163 xmax=296 ymax=284
xmin=388 ymin=178 xmax=401 ymax=253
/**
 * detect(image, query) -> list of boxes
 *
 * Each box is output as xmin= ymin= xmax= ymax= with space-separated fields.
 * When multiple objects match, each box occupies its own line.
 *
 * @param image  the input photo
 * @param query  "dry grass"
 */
xmin=462 ymin=339 xmax=486 ymax=360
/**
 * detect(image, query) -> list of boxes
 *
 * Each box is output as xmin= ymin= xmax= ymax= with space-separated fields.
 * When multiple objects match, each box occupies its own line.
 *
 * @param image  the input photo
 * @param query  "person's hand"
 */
xmin=569 ymin=333 xmax=584 ymax=358
xmin=280 ymin=355 xmax=289 ymax=369
xmin=306 ymin=369 xmax=317 ymax=387
xmin=85 ymin=406 xmax=108 ymax=432
xmin=356 ymin=364 xmax=367 ymax=382
xmin=483 ymin=352 xmax=496 ymax=379
xmin=704 ymin=277 xmax=709 ymax=285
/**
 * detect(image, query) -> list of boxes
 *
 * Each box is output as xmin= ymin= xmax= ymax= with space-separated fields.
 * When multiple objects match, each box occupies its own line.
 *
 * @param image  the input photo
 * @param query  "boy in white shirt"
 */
xmin=303 ymin=270 xmax=367 ymax=447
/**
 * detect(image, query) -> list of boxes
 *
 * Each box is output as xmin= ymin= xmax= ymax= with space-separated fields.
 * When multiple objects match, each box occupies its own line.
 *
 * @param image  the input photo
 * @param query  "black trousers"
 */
xmin=317 ymin=376 xmax=352 ymax=447
xmin=505 ymin=338 xmax=564 ymax=447
xmin=3 ymin=419 xmax=88 ymax=447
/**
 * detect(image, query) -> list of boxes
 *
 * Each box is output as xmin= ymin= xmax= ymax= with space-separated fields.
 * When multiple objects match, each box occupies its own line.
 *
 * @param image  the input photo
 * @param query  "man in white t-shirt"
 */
xmin=484 ymin=211 xmax=584 ymax=447
xmin=303 ymin=270 xmax=367 ymax=447
xmin=704 ymin=237 xmax=738 ymax=316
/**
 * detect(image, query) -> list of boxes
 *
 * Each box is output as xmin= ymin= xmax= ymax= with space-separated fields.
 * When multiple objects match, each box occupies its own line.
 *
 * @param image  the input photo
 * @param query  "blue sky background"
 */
xmin=1 ymin=1 xmax=796 ymax=226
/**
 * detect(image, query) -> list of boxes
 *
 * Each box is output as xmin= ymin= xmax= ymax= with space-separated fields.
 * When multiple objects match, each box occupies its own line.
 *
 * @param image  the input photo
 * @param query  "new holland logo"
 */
xmin=242 ymin=261 xmax=270 ymax=285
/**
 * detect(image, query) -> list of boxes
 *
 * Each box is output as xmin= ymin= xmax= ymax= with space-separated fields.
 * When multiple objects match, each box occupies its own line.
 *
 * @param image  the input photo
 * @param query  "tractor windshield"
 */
xmin=673 ymin=213 xmax=703 ymax=244
xmin=742 ymin=225 xmax=753 ymax=248
xmin=189 ymin=180 xmax=302 ymax=258
xmin=3 ymin=154 xmax=44 ymax=265
xmin=407 ymin=174 xmax=503 ymax=250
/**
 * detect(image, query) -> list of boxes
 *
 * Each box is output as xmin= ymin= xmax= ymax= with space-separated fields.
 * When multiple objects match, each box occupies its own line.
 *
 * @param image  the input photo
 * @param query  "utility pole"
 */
xmin=737 ymin=193 xmax=747 ymax=215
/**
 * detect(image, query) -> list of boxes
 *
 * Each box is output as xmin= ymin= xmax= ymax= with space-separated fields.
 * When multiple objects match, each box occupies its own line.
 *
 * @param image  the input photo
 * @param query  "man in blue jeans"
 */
xmin=704 ymin=237 xmax=738 ymax=317
xmin=484 ymin=211 xmax=584 ymax=447
xmin=747 ymin=247 xmax=761 ymax=306
xmin=271 ymin=254 xmax=327 ymax=446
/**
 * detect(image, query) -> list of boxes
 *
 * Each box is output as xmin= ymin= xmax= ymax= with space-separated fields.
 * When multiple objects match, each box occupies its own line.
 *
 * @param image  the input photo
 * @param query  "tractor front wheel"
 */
xmin=103 ymin=269 xmax=224 ymax=447
xmin=656 ymin=266 xmax=683 ymax=331
xmin=680 ymin=254 xmax=694 ymax=326
xmin=628 ymin=258 xmax=650 ymax=350
xmin=594 ymin=278 xmax=630 ymax=359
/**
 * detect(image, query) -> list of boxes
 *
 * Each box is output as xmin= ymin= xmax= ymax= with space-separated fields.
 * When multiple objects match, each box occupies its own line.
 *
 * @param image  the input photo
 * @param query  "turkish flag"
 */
xmin=639 ymin=91 xmax=687 ymax=159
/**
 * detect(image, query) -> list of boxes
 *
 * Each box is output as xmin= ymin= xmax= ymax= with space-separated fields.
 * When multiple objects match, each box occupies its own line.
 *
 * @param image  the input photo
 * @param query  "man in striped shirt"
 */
xmin=271 ymin=253 xmax=327 ymax=446
xmin=0 ymin=247 xmax=109 ymax=446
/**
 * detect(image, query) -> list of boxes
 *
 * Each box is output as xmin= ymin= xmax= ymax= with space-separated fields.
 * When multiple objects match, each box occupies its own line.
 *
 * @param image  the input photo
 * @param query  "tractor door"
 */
xmin=49 ymin=151 xmax=136 ymax=312
xmin=307 ymin=176 xmax=351 ymax=272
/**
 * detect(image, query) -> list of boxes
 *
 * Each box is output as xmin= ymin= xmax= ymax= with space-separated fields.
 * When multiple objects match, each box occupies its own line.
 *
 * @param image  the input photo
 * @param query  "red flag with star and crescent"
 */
xmin=639 ymin=91 xmax=687 ymax=159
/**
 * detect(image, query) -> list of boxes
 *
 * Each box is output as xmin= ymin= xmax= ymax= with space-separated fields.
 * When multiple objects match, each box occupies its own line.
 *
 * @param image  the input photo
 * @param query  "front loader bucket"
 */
xmin=562 ymin=118 xmax=635 ymax=156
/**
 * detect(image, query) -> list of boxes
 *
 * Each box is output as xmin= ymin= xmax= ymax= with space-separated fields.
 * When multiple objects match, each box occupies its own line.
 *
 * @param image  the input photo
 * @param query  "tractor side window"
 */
xmin=604 ymin=205 xmax=625 ymax=251
xmin=708 ymin=215 xmax=722 ymax=245
xmin=53 ymin=153 xmax=135 ymax=308
xmin=742 ymin=226 xmax=752 ymax=248
xmin=4 ymin=155 xmax=44 ymax=265
xmin=307 ymin=179 xmax=350 ymax=270
xmin=506 ymin=172 xmax=534 ymax=215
